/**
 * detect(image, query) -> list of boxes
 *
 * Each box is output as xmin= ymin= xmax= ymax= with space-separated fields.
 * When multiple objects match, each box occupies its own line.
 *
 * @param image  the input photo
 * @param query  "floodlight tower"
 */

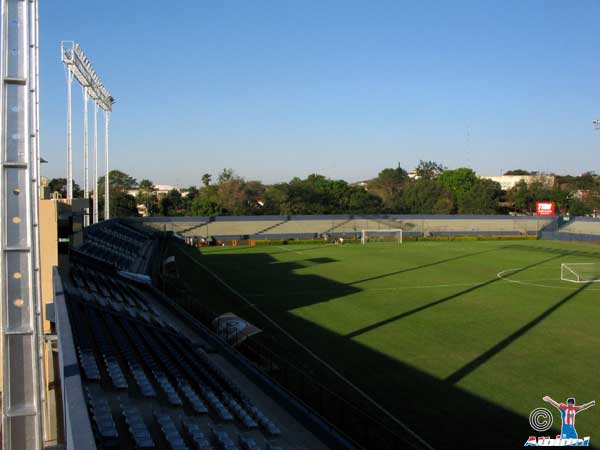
xmin=82 ymin=87 xmax=89 ymax=225
xmin=61 ymin=42 xmax=114 ymax=222
xmin=593 ymin=119 xmax=600 ymax=130
xmin=1 ymin=1 xmax=44 ymax=449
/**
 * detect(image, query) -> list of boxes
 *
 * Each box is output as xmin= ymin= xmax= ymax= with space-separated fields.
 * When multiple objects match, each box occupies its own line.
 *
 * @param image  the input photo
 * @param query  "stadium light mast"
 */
xmin=104 ymin=110 xmax=110 ymax=219
xmin=1 ymin=1 xmax=45 ymax=449
xmin=61 ymin=41 xmax=114 ymax=222
xmin=82 ymin=87 xmax=89 ymax=225
xmin=93 ymin=104 xmax=99 ymax=223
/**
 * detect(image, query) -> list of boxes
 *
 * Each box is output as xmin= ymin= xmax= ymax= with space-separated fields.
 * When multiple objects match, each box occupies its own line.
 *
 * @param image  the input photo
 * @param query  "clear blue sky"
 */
xmin=40 ymin=0 xmax=600 ymax=187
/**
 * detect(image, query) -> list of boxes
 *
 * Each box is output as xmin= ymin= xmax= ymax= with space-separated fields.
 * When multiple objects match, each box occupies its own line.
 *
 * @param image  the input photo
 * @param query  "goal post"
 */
xmin=561 ymin=263 xmax=600 ymax=283
xmin=361 ymin=229 xmax=403 ymax=245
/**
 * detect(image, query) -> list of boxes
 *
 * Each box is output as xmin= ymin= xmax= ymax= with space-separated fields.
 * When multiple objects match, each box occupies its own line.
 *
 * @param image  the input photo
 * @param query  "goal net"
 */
xmin=561 ymin=263 xmax=600 ymax=283
xmin=361 ymin=229 xmax=403 ymax=244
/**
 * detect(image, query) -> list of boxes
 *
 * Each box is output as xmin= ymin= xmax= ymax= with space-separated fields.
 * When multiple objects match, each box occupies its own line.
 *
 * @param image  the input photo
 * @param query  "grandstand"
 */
xmin=129 ymin=214 xmax=555 ymax=241
xmin=53 ymin=220 xmax=357 ymax=450
xmin=557 ymin=217 xmax=600 ymax=236
xmin=28 ymin=209 xmax=600 ymax=450
xmin=539 ymin=217 xmax=600 ymax=242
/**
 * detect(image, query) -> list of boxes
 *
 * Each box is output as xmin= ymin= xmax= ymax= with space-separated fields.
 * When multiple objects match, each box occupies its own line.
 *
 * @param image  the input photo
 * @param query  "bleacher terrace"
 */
xmin=128 ymin=214 xmax=555 ymax=241
xmin=54 ymin=221 xmax=355 ymax=450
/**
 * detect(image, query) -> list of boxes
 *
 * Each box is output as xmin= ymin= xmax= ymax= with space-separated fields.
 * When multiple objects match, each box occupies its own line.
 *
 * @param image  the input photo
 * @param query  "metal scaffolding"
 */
xmin=60 ymin=41 xmax=114 ymax=223
xmin=1 ymin=1 xmax=44 ymax=449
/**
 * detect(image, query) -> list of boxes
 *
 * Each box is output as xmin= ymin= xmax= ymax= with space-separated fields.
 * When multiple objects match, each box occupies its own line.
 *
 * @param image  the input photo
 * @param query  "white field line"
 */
xmin=275 ymin=245 xmax=305 ymax=255
xmin=246 ymin=277 xmax=568 ymax=298
xmin=274 ymin=243 xmax=336 ymax=255
xmin=179 ymin=247 xmax=435 ymax=450
xmin=497 ymin=268 xmax=600 ymax=290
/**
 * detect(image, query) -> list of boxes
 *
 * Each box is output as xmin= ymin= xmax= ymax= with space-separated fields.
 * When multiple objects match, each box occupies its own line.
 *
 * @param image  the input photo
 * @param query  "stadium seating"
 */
xmin=77 ymin=220 xmax=154 ymax=271
xmin=129 ymin=214 xmax=555 ymax=240
xmin=59 ymin=220 xmax=307 ymax=450
xmin=262 ymin=219 xmax=345 ymax=237
xmin=558 ymin=217 xmax=600 ymax=235
xmin=203 ymin=220 xmax=284 ymax=238
xmin=85 ymin=388 xmax=119 ymax=446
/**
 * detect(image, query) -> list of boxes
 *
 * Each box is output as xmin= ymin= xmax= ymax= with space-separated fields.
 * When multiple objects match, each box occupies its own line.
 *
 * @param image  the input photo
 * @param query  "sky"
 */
xmin=40 ymin=1 xmax=600 ymax=187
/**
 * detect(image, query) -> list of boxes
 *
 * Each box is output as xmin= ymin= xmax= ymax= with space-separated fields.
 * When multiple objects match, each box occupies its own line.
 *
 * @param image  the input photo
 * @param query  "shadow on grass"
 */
xmin=171 ymin=240 xmax=598 ymax=450
xmin=346 ymin=252 xmax=568 ymax=339
xmin=347 ymin=247 xmax=501 ymax=286
xmin=446 ymin=281 xmax=591 ymax=384
xmin=503 ymin=243 xmax=600 ymax=259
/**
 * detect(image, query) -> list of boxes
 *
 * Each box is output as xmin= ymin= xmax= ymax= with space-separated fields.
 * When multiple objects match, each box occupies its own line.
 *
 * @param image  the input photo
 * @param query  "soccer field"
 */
xmin=170 ymin=239 xmax=600 ymax=449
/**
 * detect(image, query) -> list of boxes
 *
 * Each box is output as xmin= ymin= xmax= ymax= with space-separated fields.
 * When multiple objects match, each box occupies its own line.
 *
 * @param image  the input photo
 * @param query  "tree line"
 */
xmin=46 ymin=161 xmax=600 ymax=218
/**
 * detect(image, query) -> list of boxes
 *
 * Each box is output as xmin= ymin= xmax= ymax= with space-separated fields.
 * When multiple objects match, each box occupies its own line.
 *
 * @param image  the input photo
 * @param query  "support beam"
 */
xmin=104 ymin=110 xmax=110 ymax=220
xmin=66 ymin=69 xmax=73 ymax=199
xmin=82 ymin=87 xmax=89 ymax=225
xmin=93 ymin=103 xmax=99 ymax=223
xmin=0 ymin=1 xmax=44 ymax=449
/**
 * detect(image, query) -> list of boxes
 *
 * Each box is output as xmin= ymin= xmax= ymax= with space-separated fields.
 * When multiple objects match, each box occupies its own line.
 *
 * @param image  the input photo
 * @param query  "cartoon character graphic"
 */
xmin=543 ymin=396 xmax=595 ymax=439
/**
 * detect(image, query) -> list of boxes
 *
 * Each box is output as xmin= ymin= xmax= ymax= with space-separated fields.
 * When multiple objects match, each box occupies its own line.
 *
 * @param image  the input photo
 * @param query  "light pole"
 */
xmin=61 ymin=42 xmax=114 ymax=222
xmin=66 ymin=68 xmax=74 ymax=199
xmin=104 ymin=111 xmax=110 ymax=220
xmin=83 ymin=87 xmax=89 ymax=225
xmin=93 ymin=104 xmax=99 ymax=223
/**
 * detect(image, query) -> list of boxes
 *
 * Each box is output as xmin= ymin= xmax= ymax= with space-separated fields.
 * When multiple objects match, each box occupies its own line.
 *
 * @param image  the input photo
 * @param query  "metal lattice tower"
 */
xmin=1 ymin=0 xmax=44 ymax=449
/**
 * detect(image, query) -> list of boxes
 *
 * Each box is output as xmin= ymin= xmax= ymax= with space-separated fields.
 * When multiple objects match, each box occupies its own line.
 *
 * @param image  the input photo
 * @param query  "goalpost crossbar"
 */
xmin=361 ymin=229 xmax=403 ymax=244
xmin=561 ymin=263 xmax=600 ymax=283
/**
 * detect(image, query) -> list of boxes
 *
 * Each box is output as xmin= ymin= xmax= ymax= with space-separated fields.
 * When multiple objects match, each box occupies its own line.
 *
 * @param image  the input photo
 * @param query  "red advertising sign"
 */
xmin=536 ymin=201 xmax=555 ymax=216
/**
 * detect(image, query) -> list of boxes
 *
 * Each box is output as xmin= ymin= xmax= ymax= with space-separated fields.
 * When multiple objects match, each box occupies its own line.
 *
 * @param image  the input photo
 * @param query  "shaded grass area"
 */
xmin=167 ymin=239 xmax=600 ymax=449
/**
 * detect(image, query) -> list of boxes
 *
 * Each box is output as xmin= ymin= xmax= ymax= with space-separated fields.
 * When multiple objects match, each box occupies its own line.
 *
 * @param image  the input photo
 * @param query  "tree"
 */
xmin=209 ymin=169 xmax=253 ymax=215
xmin=457 ymin=179 xmax=501 ymax=214
xmin=415 ymin=160 xmax=445 ymax=179
xmin=201 ymin=173 xmax=212 ymax=187
xmin=98 ymin=170 xmax=137 ymax=193
xmin=190 ymin=186 xmax=223 ymax=216
xmin=47 ymin=177 xmax=82 ymax=198
xmin=508 ymin=180 xmax=534 ymax=213
xmin=185 ymin=186 xmax=200 ymax=199
xmin=110 ymin=192 xmax=139 ymax=218
xmin=218 ymin=168 xmax=235 ymax=184
xmin=97 ymin=170 xmax=139 ymax=219
xmin=568 ymin=199 xmax=592 ymax=217
xmin=137 ymin=179 xmax=158 ymax=216
xmin=159 ymin=189 xmax=184 ymax=216
xmin=343 ymin=186 xmax=382 ymax=213
xmin=438 ymin=168 xmax=478 ymax=204
xmin=262 ymin=183 xmax=289 ymax=214
xmin=243 ymin=180 xmax=266 ymax=214
xmin=138 ymin=179 xmax=155 ymax=192
xmin=369 ymin=164 xmax=408 ymax=211
xmin=401 ymin=179 xmax=454 ymax=214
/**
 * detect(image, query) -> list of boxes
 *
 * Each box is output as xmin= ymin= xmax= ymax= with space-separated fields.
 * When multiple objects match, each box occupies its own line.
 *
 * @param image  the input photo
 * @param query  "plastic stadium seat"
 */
xmin=120 ymin=399 xmax=155 ymax=449
xmin=238 ymin=435 xmax=261 ymax=450
xmin=86 ymin=388 xmax=119 ymax=445
xmin=154 ymin=411 xmax=189 ymax=450
xmin=210 ymin=428 xmax=241 ymax=450
xmin=182 ymin=418 xmax=215 ymax=450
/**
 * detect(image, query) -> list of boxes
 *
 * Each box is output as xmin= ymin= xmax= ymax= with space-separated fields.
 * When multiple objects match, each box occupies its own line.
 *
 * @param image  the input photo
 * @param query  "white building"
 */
xmin=480 ymin=174 xmax=555 ymax=191
xmin=127 ymin=184 xmax=189 ymax=198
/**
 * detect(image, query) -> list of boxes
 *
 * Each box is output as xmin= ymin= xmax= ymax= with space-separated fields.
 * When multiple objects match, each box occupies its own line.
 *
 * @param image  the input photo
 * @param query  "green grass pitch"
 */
xmin=171 ymin=239 xmax=600 ymax=449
